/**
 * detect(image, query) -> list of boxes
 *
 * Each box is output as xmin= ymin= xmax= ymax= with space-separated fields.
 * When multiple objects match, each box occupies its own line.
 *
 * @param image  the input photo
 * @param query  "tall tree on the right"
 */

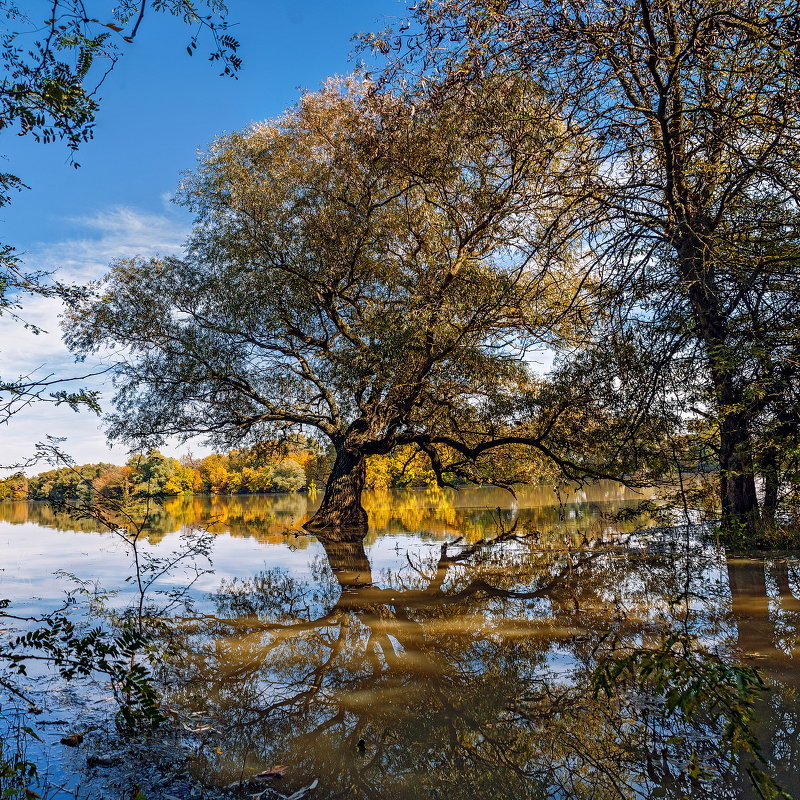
xmin=380 ymin=0 xmax=800 ymax=532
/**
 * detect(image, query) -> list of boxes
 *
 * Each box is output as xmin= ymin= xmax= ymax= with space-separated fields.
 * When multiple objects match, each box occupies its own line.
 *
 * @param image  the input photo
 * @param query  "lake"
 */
xmin=0 ymin=484 xmax=797 ymax=800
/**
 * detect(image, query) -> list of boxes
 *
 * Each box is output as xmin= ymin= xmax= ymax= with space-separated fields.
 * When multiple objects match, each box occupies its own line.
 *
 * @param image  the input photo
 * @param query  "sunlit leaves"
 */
xmin=67 ymin=75 xmax=593 ymax=493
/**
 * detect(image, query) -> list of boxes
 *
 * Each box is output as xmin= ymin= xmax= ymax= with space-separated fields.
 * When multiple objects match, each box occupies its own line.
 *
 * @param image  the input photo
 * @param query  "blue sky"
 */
xmin=1 ymin=0 xmax=402 ymax=472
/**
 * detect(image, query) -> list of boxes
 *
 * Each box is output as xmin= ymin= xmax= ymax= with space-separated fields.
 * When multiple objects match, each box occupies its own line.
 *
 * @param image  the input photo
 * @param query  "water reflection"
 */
xmin=1 ymin=488 xmax=798 ymax=799
xmin=725 ymin=556 xmax=800 ymax=796
xmin=0 ymin=481 xmax=654 ymax=543
xmin=160 ymin=528 xmax=800 ymax=800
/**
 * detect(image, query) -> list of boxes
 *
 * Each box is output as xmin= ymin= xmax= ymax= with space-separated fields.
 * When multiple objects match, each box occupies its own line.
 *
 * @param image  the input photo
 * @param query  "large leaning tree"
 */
xmin=378 ymin=0 xmax=800 ymax=530
xmin=65 ymin=76 xmax=607 ymax=538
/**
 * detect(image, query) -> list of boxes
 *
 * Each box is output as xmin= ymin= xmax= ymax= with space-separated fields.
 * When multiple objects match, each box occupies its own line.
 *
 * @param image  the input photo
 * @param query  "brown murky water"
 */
xmin=0 ymin=484 xmax=798 ymax=799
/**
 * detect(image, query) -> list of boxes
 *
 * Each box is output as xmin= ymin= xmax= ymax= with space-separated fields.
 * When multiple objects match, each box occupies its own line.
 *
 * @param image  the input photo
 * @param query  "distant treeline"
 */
xmin=0 ymin=441 xmax=449 ymax=502
xmin=0 ymin=438 xmax=326 ymax=502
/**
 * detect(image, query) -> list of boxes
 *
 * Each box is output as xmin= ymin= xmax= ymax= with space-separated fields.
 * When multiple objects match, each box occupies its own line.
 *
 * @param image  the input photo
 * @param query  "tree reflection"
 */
xmin=169 ymin=533 xmax=588 ymax=798
xmin=158 ymin=529 xmax=795 ymax=800
xmin=0 ymin=481 xmax=655 ymax=544
xmin=4 ymin=488 xmax=795 ymax=797
xmin=725 ymin=556 xmax=800 ymax=795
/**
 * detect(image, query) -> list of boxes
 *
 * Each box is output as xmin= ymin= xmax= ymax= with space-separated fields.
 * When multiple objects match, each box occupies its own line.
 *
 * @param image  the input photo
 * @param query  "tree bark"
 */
xmin=304 ymin=447 xmax=368 ymax=539
xmin=718 ymin=408 xmax=760 ymax=530
xmin=677 ymin=235 xmax=760 ymax=530
xmin=759 ymin=444 xmax=780 ymax=525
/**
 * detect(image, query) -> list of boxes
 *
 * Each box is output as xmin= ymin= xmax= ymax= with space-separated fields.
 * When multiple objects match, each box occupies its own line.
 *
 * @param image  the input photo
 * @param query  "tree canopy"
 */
xmin=66 ymin=76 xmax=607 ymax=536
xmin=374 ymin=0 xmax=800 ymax=531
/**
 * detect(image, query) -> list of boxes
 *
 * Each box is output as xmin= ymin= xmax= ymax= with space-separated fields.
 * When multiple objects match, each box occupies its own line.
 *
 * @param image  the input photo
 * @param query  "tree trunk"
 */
xmin=304 ymin=447 xmax=368 ymax=539
xmin=677 ymin=236 xmax=760 ymax=531
xmin=718 ymin=409 xmax=760 ymax=530
xmin=759 ymin=444 xmax=779 ymax=525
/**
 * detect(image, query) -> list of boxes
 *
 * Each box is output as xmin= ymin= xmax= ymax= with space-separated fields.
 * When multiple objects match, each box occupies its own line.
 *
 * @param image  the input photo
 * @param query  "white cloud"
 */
xmin=32 ymin=206 xmax=190 ymax=282
xmin=0 ymin=206 xmax=196 ymax=474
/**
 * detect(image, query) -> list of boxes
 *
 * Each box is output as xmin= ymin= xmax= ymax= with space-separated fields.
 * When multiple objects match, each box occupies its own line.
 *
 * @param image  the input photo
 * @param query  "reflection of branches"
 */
xmin=209 ymin=532 xmax=597 ymax=640
xmin=175 ymin=531 xmax=604 ymax=759
xmin=159 ymin=528 xmax=800 ymax=799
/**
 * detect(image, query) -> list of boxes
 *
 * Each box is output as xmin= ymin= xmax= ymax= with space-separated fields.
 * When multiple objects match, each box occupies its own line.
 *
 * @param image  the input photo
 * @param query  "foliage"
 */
xmin=365 ymin=445 xmax=439 ymax=489
xmin=593 ymin=633 xmax=786 ymax=799
xmin=0 ymin=245 xmax=103 ymax=429
xmin=26 ymin=460 xmax=114 ymax=501
xmin=0 ymin=442 xmax=217 ymax=795
xmin=715 ymin=517 xmax=800 ymax=551
xmin=0 ymin=0 xmax=240 ymax=202
xmin=0 ymin=708 xmax=39 ymax=799
xmin=375 ymin=0 xmax=800 ymax=535
xmin=271 ymin=459 xmax=306 ymax=493
xmin=0 ymin=472 xmax=27 ymax=499
xmin=4 ymin=606 xmax=165 ymax=729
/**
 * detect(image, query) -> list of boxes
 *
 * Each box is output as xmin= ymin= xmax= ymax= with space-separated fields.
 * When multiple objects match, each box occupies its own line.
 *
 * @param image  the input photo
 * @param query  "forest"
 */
xmin=0 ymin=441 xmax=456 ymax=500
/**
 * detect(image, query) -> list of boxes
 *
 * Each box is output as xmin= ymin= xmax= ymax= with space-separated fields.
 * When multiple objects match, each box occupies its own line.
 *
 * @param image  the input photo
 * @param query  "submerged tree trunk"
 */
xmin=304 ymin=447 xmax=368 ymax=539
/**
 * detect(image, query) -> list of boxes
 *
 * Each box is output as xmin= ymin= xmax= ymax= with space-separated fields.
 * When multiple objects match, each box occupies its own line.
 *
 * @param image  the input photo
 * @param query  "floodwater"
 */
xmin=0 ymin=484 xmax=798 ymax=800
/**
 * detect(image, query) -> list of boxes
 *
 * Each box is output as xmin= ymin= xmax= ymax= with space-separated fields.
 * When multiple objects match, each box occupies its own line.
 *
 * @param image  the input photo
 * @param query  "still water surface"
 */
xmin=0 ymin=484 xmax=798 ymax=800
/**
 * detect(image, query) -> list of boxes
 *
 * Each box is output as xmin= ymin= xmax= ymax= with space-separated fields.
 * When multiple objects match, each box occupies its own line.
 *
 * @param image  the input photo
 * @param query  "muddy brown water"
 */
xmin=0 ymin=484 xmax=797 ymax=800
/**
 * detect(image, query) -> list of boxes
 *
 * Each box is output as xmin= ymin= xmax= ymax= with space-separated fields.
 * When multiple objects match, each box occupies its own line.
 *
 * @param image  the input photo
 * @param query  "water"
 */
xmin=0 ymin=484 xmax=798 ymax=800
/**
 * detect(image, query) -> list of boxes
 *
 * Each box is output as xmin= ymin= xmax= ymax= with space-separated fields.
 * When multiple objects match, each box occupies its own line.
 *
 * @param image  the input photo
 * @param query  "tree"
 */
xmin=272 ymin=459 xmax=306 ymax=493
xmin=380 ymin=0 xmax=800 ymax=531
xmin=0 ymin=471 xmax=27 ymax=499
xmin=66 ymin=76 xmax=600 ymax=538
xmin=365 ymin=444 xmax=438 ymax=490
xmin=0 ymin=0 xmax=240 ymax=426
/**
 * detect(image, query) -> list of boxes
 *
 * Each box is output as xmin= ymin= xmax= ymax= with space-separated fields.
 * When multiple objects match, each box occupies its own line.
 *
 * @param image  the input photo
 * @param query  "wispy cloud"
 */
xmin=31 ymin=206 xmax=190 ymax=282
